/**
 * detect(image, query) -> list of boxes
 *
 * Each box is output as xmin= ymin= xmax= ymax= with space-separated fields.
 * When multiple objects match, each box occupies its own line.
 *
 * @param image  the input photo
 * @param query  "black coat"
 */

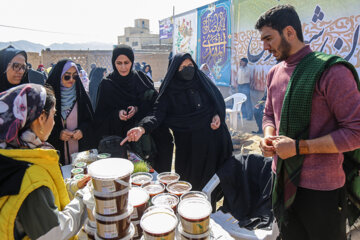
xmin=0 ymin=46 xmax=28 ymax=92
xmin=139 ymin=53 xmax=233 ymax=190
xmin=46 ymin=59 xmax=95 ymax=165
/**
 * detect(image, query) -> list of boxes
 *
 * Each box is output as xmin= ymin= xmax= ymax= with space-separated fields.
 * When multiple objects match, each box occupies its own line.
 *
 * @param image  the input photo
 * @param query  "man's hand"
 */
xmin=259 ymin=136 xmax=276 ymax=157
xmin=72 ymin=129 xmax=83 ymax=141
xmin=60 ymin=129 xmax=74 ymax=141
xmin=271 ymin=136 xmax=296 ymax=159
xmin=211 ymin=114 xmax=220 ymax=130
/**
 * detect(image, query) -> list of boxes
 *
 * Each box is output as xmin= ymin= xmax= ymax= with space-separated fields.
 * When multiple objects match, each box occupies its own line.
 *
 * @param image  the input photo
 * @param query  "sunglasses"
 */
xmin=9 ymin=62 xmax=27 ymax=72
xmin=63 ymin=74 xmax=80 ymax=81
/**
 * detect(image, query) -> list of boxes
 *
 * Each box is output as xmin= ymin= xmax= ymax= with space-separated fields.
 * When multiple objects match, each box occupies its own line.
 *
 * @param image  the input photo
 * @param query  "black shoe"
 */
xmin=252 ymin=130 xmax=263 ymax=134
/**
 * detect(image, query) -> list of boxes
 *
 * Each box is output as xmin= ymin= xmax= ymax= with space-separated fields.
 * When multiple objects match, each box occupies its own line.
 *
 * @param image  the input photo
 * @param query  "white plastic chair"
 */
xmin=224 ymin=93 xmax=247 ymax=130
xmin=202 ymin=174 xmax=278 ymax=240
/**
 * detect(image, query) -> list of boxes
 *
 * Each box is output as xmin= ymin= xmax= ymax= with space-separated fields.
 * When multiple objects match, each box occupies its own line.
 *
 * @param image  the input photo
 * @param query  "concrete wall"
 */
xmin=27 ymin=52 xmax=42 ymax=69
xmin=134 ymin=52 xmax=169 ymax=81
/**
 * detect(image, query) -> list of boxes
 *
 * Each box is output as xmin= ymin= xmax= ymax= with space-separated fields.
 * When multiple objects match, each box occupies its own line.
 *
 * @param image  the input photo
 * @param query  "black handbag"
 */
xmin=98 ymin=135 xmax=128 ymax=159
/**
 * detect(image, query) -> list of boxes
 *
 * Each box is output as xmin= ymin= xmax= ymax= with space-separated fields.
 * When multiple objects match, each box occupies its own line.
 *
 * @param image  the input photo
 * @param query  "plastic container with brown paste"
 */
xmin=177 ymin=224 xmax=211 ymax=240
xmin=95 ymin=223 xmax=135 ymax=240
xmin=131 ymin=172 xmax=153 ymax=187
xmin=95 ymin=204 xmax=134 ymax=239
xmin=178 ymin=198 xmax=212 ymax=235
xmin=180 ymin=191 xmax=208 ymax=201
xmin=156 ymin=172 xmax=180 ymax=185
xmin=94 ymin=187 xmax=129 ymax=216
xmin=166 ymin=181 xmax=192 ymax=197
xmin=141 ymin=181 xmax=165 ymax=198
xmin=151 ymin=193 xmax=179 ymax=214
xmin=140 ymin=206 xmax=178 ymax=240
xmin=84 ymin=220 xmax=97 ymax=240
xmin=88 ymin=158 xmax=134 ymax=193
xmin=131 ymin=219 xmax=142 ymax=240
xmin=129 ymin=187 xmax=149 ymax=221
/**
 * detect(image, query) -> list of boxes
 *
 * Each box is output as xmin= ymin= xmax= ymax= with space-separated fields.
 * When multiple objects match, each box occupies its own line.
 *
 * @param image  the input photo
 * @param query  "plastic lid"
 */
xmin=84 ymin=221 xmax=96 ymax=234
xmin=180 ymin=191 xmax=208 ymax=201
xmin=144 ymin=205 xmax=174 ymax=215
xmin=157 ymin=172 xmax=180 ymax=184
xmin=74 ymin=174 xmax=86 ymax=180
xmin=74 ymin=162 xmax=86 ymax=168
xmin=71 ymin=168 xmax=83 ymax=174
xmin=178 ymin=198 xmax=212 ymax=220
xmin=93 ymin=187 xmax=129 ymax=198
xmin=152 ymin=193 xmax=179 ymax=208
xmin=94 ymin=204 xmax=133 ymax=222
xmin=178 ymin=223 xmax=211 ymax=238
xmin=141 ymin=181 xmax=165 ymax=195
xmin=140 ymin=211 xmax=178 ymax=235
xmin=95 ymin=223 xmax=135 ymax=240
xmin=88 ymin=158 xmax=134 ymax=179
xmin=131 ymin=172 xmax=153 ymax=185
xmin=129 ymin=187 xmax=149 ymax=207
xmin=166 ymin=181 xmax=192 ymax=194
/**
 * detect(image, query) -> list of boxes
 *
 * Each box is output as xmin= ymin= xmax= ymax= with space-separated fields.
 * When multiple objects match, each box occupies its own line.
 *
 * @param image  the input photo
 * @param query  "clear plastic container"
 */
xmin=151 ymin=193 xmax=179 ymax=214
xmin=180 ymin=191 xmax=208 ymax=201
xmin=95 ymin=222 xmax=135 ymax=240
xmin=141 ymin=181 xmax=165 ymax=198
xmin=94 ymin=187 xmax=129 ymax=216
xmin=166 ymin=181 xmax=192 ymax=197
xmin=95 ymin=204 xmax=134 ymax=239
xmin=131 ymin=172 xmax=153 ymax=187
xmin=157 ymin=172 xmax=180 ymax=185
xmin=129 ymin=187 xmax=150 ymax=221
xmin=88 ymin=158 xmax=134 ymax=193
xmin=178 ymin=198 xmax=212 ymax=235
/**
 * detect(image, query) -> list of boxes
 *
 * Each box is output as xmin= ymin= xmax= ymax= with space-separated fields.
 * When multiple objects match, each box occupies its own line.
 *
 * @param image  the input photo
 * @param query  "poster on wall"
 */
xmin=197 ymin=0 xmax=232 ymax=86
xmin=159 ymin=17 xmax=173 ymax=40
xmin=231 ymin=0 xmax=360 ymax=91
xmin=173 ymin=10 xmax=198 ymax=60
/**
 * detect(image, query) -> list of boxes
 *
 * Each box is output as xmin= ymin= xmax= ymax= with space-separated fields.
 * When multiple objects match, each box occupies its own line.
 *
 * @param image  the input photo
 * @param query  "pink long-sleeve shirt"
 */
xmin=263 ymin=45 xmax=360 ymax=190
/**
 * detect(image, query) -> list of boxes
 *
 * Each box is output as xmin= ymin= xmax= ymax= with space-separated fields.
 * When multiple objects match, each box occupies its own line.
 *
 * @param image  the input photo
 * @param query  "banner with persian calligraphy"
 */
xmin=231 ymin=0 xmax=360 ymax=91
xmin=197 ymin=0 xmax=231 ymax=86
xmin=159 ymin=17 xmax=173 ymax=40
xmin=173 ymin=10 xmax=198 ymax=60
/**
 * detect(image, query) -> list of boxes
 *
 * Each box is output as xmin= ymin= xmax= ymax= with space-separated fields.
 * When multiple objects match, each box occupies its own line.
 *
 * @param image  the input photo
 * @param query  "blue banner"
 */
xmin=197 ymin=0 xmax=231 ymax=86
xmin=159 ymin=18 xmax=173 ymax=40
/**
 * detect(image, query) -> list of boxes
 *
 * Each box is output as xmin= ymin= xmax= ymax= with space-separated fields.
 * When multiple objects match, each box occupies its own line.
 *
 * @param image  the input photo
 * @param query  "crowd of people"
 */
xmin=0 ymin=4 xmax=359 ymax=240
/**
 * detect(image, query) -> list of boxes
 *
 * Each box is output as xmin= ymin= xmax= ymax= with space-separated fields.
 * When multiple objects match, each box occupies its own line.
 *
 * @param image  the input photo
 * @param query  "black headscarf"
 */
xmin=46 ymin=59 xmax=95 ymax=164
xmin=94 ymin=45 xmax=156 ymax=140
xmin=157 ymin=53 xmax=226 ymax=132
xmin=89 ymin=67 xmax=106 ymax=109
xmin=0 ymin=46 xmax=28 ymax=92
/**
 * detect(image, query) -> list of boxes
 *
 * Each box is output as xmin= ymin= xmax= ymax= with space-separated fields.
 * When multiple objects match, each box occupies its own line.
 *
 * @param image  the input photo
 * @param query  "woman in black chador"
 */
xmin=94 ymin=45 xmax=173 ymax=171
xmin=125 ymin=53 xmax=233 ymax=190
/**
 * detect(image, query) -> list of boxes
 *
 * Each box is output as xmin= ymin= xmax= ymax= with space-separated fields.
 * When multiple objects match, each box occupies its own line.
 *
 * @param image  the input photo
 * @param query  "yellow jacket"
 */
xmin=0 ymin=149 xmax=71 ymax=240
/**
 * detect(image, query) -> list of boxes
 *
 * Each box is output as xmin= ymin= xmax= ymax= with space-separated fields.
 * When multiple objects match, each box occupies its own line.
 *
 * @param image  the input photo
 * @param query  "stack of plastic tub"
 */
xmin=88 ymin=158 xmax=135 ymax=240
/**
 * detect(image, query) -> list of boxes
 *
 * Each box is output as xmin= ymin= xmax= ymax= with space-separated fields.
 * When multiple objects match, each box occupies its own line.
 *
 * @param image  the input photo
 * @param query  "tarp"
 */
xmin=231 ymin=0 xmax=360 ymax=91
xmin=173 ymin=10 xmax=198 ymax=60
xmin=197 ymin=0 xmax=232 ymax=86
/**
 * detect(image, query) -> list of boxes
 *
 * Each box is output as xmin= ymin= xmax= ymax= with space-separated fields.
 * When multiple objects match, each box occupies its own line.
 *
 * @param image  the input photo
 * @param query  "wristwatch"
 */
xmin=299 ymin=140 xmax=309 ymax=155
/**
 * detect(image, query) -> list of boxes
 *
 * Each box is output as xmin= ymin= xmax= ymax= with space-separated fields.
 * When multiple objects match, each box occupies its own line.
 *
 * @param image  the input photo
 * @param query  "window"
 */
xmin=132 ymin=42 xmax=138 ymax=47
xmin=126 ymin=37 xmax=129 ymax=42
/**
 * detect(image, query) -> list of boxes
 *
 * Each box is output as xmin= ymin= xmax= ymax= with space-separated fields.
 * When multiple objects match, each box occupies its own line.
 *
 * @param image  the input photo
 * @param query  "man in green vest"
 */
xmin=256 ymin=4 xmax=360 ymax=240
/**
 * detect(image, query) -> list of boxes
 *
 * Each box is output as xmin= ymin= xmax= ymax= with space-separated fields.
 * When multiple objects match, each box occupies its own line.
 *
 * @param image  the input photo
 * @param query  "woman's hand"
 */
xmin=211 ymin=114 xmax=221 ymax=130
xmin=120 ymin=127 xmax=145 ymax=145
xmin=72 ymin=129 xmax=83 ymax=140
xmin=60 ymin=129 xmax=74 ymax=141
xmin=119 ymin=110 xmax=128 ymax=121
xmin=126 ymin=106 xmax=137 ymax=120
xmin=77 ymin=175 xmax=91 ymax=189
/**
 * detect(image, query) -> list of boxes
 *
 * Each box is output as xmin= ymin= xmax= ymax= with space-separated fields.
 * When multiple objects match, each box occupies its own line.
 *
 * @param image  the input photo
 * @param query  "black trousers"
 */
xmin=279 ymin=186 xmax=347 ymax=240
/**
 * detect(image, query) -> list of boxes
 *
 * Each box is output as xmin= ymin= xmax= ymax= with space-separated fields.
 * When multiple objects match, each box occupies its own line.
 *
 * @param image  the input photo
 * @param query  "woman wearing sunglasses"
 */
xmin=0 ymin=46 xmax=29 ymax=92
xmin=47 ymin=60 xmax=95 ymax=165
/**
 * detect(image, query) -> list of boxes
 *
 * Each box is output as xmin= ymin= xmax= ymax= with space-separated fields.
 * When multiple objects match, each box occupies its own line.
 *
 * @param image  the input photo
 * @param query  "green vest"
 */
xmin=273 ymin=51 xmax=360 ymax=224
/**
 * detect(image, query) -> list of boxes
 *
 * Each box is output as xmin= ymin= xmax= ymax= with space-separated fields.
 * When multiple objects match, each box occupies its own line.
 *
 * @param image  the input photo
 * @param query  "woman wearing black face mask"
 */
xmin=124 ymin=53 xmax=233 ymax=191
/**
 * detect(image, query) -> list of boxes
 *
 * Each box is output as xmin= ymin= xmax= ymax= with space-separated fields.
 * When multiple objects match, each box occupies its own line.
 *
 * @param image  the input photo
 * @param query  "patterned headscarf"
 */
xmin=0 ymin=84 xmax=47 ymax=148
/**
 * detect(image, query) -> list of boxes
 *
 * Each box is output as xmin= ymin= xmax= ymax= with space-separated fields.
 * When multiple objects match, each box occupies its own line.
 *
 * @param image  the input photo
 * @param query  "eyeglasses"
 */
xmin=63 ymin=74 xmax=80 ymax=81
xmin=9 ymin=62 xmax=27 ymax=72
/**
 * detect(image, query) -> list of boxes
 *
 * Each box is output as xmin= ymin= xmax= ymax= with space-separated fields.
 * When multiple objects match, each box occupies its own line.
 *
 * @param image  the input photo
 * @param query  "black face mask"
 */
xmin=178 ymin=66 xmax=195 ymax=81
